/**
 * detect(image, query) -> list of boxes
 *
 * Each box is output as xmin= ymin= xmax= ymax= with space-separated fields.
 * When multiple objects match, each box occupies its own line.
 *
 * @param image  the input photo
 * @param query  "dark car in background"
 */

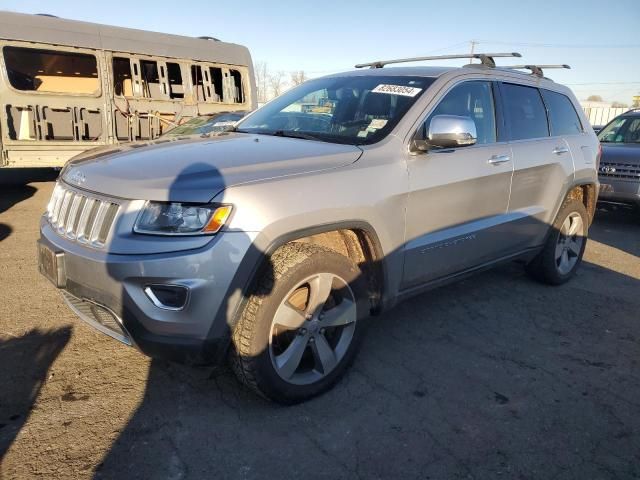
xmin=161 ymin=112 xmax=249 ymax=138
xmin=597 ymin=109 xmax=640 ymax=211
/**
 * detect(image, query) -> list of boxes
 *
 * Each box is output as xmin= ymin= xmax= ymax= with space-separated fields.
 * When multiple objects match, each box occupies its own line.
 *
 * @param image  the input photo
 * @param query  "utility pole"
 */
xmin=469 ymin=40 xmax=477 ymax=63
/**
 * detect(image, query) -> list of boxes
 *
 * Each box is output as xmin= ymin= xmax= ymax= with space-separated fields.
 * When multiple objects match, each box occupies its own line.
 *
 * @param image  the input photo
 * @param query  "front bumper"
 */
xmin=598 ymin=176 xmax=640 ymax=207
xmin=39 ymin=217 xmax=257 ymax=364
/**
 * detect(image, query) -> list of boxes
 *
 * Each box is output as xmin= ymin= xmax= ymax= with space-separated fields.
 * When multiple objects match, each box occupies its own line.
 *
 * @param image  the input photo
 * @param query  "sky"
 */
xmin=2 ymin=0 xmax=639 ymax=104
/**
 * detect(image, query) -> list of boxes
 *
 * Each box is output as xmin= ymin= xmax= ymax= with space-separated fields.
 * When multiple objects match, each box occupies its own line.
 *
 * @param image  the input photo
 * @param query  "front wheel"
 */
xmin=230 ymin=243 xmax=368 ymax=404
xmin=526 ymin=198 xmax=588 ymax=285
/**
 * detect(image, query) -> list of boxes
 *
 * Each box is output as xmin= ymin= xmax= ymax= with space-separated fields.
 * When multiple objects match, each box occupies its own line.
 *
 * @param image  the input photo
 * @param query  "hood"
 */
xmin=62 ymin=134 xmax=363 ymax=202
xmin=601 ymin=143 xmax=640 ymax=166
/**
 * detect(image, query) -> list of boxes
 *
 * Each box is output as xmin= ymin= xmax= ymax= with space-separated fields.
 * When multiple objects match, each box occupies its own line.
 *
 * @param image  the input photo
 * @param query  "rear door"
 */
xmin=541 ymin=88 xmax=596 ymax=189
xmin=501 ymin=82 xmax=574 ymax=249
xmin=402 ymin=80 xmax=514 ymax=288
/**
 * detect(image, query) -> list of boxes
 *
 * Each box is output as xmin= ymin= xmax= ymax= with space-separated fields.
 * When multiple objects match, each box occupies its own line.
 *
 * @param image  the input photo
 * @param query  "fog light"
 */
xmin=144 ymin=285 xmax=189 ymax=311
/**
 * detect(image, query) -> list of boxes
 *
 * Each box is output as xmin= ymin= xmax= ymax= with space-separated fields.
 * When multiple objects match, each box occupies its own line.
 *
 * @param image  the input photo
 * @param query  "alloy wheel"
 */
xmin=268 ymin=273 xmax=357 ymax=385
xmin=555 ymin=212 xmax=584 ymax=275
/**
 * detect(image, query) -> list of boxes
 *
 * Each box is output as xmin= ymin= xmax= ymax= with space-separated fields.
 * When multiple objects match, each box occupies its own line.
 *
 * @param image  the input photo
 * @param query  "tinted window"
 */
xmin=598 ymin=116 xmax=640 ymax=144
xmin=502 ymin=83 xmax=549 ymax=140
xmin=426 ymin=81 xmax=496 ymax=144
xmin=541 ymin=89 xmax=582 ymax=135
xmin=4 ymin=46 xmax=99 ymax=94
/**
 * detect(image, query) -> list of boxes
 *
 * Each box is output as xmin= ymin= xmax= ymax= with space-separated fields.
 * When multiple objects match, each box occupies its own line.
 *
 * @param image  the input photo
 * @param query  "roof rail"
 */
xmin=504 ymin=64 xmax=571 ymax=77
xmin=354 ymin=52 xmax=521 ymax=69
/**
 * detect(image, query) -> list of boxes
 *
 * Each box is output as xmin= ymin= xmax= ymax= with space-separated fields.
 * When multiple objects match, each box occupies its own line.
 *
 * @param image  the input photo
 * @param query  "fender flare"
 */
xmin=205 ymin=220 xmax=387 ymax=362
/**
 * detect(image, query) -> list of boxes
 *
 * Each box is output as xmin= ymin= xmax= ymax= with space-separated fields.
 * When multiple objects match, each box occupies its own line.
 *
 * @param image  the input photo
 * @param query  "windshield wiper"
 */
xmin=271 ymin=130 xmax=323 ymax=141
xmin=230 ymin=127 xmax=355 ymax=145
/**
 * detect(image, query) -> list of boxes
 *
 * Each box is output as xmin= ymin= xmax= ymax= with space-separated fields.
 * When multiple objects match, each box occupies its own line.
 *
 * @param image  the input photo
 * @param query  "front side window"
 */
xmin=424 ymin=81 xmax=496 ymax=145
xmin=502 ymin=83 xmax=549 ymax=140
xmin=541 ymin=89 xmax=583 ymax=136
xmin=236 ymin=75 xmax=435 ymax=145
xmin=598 ymin=116 xmax=640 ymax=144
xmin=4 ymin=46 xmax=99 ymax=94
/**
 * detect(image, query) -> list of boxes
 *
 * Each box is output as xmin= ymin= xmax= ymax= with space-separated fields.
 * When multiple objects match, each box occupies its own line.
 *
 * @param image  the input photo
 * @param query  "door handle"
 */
xmin=488 ymin=154 xmax=511 ymax=165
xmin=553 ymin=147 xmax=569 ymax=155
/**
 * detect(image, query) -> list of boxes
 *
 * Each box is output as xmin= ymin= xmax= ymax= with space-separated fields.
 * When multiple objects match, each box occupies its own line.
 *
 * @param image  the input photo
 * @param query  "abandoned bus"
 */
xmin=0 ymin=11 xmax=256 ymax=171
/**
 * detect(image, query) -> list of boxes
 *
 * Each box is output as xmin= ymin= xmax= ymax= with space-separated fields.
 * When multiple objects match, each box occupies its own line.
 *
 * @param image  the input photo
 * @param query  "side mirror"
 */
xmin=411 ymin=115 xmax=477 ymax=152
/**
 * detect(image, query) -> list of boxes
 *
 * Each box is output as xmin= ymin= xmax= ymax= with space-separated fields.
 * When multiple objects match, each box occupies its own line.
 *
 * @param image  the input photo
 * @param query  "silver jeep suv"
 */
xmin=38 ymin=53 xmax=599 ymax=403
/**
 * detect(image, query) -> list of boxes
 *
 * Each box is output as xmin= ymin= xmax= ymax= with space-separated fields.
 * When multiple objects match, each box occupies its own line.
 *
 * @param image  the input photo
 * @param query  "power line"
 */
xmin=565 ymin=82 xmax=640 ymax=86
xmin=476 ymin=40 xmax=640 ymax=49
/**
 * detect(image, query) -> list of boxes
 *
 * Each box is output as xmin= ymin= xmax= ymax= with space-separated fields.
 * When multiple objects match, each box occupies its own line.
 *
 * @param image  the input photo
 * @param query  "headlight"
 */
xmin=134 ymin=202 xmax=232 ymax=235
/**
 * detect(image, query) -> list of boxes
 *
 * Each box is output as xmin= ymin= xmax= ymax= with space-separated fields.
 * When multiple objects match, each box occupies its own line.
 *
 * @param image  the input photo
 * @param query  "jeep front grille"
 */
xmin=46 ymin=183 xmax=119 ymax=248
xmin=599 ymin=162 xmax=640 ymax=180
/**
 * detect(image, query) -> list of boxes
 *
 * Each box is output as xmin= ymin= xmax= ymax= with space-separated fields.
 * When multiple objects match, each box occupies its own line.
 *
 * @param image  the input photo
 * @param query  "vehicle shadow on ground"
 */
xmin=0 ymin=184 xmax=37 ymax=243
xmin=0 ymin=327 xmax=71 ymax=460
xmin=93 ymin=258 xmax=640 ymax=479
xmin=94 ymin=205 xmax=640 ymax=478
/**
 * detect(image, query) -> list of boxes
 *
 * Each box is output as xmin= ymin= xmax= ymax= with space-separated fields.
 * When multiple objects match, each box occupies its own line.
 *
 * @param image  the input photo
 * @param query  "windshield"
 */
xmin=598 ymin=115 xmax=640 ymax=144
xmin=163 ymin=112 xmax=247 ymax=137
xmin=236 ymin=75 xmax=435 ymax=145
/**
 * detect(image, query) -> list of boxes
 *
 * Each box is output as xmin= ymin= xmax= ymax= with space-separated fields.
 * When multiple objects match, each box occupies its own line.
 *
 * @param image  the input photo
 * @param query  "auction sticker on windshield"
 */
xmin=372 ymin=84 xmax=422 ymax=97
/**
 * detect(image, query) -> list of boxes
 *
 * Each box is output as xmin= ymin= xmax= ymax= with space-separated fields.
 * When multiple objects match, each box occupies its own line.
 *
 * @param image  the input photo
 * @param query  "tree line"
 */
xmin=254 ymin=61 xmax=308 ymax=103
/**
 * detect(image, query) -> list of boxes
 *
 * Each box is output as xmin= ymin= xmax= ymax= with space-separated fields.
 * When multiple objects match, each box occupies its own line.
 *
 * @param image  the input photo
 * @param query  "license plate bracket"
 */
xmin=38 ymin=241 xmax=66 ymax=288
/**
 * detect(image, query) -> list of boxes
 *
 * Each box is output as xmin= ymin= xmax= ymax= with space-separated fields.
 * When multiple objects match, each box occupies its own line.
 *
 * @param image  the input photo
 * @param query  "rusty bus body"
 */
xmin=0 ymin=11 xmax=256 ymax=169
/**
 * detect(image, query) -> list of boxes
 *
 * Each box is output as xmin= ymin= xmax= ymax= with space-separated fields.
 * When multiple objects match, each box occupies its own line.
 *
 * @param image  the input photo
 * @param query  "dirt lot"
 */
xmin=1 ymin=181 xmax=639 ymax=480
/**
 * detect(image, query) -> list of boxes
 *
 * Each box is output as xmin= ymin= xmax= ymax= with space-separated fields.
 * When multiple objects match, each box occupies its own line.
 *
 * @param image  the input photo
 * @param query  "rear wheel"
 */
xmin=526 ymin=198 xmax=588 ymax=285
xmin=230 ymin=243 xmax=368 ymax=404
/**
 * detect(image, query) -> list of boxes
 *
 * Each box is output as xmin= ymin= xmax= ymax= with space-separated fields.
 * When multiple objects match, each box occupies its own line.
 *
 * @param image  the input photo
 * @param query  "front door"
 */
xmin=402 ymin=80 xmax=514 ymax=288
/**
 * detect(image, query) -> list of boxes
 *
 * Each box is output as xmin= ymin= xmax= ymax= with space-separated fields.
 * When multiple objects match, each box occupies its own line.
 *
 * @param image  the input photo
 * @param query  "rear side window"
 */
xmin=502 ymin=83 xmax=549 ymax=140
xmin=541 ymin=89 xmax=582 ymax=136
xmin=4 ymin=46 xmax=99 ymax=94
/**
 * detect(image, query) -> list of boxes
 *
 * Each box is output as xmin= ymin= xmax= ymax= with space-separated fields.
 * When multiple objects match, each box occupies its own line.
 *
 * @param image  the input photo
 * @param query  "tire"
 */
xmin=526 ymin=198 xmax=589 ymax=285
xmin=229 ymin=242 xmax=369 ymax=404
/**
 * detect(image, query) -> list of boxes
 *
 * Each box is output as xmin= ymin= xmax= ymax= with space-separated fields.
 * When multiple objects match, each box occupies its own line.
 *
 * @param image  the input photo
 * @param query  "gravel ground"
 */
xmin=1 ymin=181 xmax=639 ymax=480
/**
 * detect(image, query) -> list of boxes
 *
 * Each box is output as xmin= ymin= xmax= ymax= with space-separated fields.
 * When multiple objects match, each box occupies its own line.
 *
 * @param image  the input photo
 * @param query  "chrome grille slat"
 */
xmin=65 ymin=194 xmax=83 ymax=237
xmin=76 ymin=198 xmax=96 ymax=243
xmin=82 ymin=200 xmax=101 ymax=243
xmin=89 ymin=202 xmax=109 ymax=245
xmin=71 ymin=196 xmax=87 ymax=237
xmin=56 ymin=191 xmax=73 ymax=232
xmin=45 ymin=183 xmax=120 ymax=248
xmin=51 ymin=187 xmax=66 ymax=223
xmin=600 ymin=162 xmax=640 ymax=180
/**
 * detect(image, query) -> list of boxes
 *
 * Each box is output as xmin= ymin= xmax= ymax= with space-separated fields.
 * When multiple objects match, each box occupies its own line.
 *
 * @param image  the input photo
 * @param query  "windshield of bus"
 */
xmin=235 ymin=75 xmax=435 ymax=145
